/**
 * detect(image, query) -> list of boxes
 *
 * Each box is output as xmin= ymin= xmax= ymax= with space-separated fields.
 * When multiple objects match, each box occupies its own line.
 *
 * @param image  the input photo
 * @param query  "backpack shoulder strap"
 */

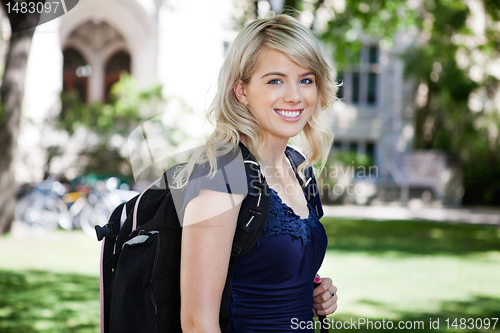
xmin=231 ymin=141 xmax=270 ymax=258
xmin=219 ymin=141 xmax=271 ymax=333
xmin=285 ymin=144 xmax=324 ymax=219
xmin=100 ymin=202 xmax=126 ymax=333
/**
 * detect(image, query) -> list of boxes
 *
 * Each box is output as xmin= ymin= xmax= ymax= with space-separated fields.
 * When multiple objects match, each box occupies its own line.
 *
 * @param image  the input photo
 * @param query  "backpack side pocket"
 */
xmin=109 ymin=231 xmax=160 ymax=333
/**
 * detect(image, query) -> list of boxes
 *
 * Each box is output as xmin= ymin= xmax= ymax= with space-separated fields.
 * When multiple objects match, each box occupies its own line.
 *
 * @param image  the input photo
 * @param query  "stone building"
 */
xmin=330 ymin=35 xmax=463 ymax=206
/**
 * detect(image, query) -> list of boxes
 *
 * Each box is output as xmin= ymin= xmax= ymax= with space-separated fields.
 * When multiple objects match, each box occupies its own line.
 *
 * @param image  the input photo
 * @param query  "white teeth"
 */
xmin=275 ymin=110 xmax=301 ymax=118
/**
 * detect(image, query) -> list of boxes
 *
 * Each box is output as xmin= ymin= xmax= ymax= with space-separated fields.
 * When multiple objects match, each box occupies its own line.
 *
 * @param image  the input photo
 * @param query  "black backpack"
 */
xmin=96 ymin=141 xmax=324 ymax=333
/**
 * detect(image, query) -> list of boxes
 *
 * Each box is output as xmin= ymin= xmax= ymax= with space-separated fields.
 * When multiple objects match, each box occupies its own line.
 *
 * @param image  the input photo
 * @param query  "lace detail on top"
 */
xmin=258 ymin=187 xmax=318 ymax=246
xmin=228 ymin=290 xmax=238 ymax=333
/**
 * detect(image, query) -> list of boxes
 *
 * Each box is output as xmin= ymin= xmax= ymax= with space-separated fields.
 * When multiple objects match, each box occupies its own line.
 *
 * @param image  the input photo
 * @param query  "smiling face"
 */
xmin=233 ymin=48 xmax=318 ymax=145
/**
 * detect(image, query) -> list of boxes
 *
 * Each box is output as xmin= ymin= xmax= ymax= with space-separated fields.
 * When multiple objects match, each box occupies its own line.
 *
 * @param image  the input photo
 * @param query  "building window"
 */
xmin=369 ymin=46 xmax=378 ymax=64
xmin=104 ymin=51 xmax=131 ymax=103
xmin=63 ymin=48 xmax=89 ymax=103
xmin=349 ymin=141 xmax=358 ymax=153
xmin=366 ymin=141 xmax=375 ymax=163
xmin=367 ymin=72 xmax=377 ymax=105
xmin=333 ymin=140 xmax=377 ymax=164
xmin=352 ymin=72 xmax=360 ymax=104
xmin=343 ymin=44 xmax=380 ymax=106
xmin=367 ymin=45 xmax=378 ymax=105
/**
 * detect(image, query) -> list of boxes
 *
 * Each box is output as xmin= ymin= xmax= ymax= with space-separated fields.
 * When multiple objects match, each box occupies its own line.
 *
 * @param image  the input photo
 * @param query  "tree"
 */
xmin=402 ymin=0 xmax=500 ymax=205
xmin=0 ymin=0 xmax=46 ymax=234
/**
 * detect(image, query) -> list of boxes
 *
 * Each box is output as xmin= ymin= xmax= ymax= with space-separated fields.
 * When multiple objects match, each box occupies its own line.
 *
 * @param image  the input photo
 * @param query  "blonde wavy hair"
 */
xmin=170 ymin=13 xmax=336 ymax=189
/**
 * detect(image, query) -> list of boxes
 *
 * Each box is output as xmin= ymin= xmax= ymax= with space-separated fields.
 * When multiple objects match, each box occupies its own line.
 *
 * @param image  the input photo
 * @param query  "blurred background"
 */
xmin=0 ymin=0 xmax=499 ymax=332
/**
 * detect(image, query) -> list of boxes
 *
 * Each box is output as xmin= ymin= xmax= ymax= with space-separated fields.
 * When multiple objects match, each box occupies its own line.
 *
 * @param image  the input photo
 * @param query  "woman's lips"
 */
xmin=274 ymin=109 xmax=303 ymax=122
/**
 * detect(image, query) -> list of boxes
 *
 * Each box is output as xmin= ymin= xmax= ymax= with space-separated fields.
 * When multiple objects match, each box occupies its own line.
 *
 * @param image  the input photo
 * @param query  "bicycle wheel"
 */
xmin=79 ymin=202 xmax=111 ymax=238
xmin=16 ymin=193 xmax=60 ymax=232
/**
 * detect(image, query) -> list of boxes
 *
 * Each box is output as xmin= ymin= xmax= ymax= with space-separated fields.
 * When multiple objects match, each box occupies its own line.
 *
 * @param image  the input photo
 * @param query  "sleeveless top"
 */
xmin=228 ymin=184 xmax=328 ymax=332
xmin=177 ymin=145 xmax=327 ymax=332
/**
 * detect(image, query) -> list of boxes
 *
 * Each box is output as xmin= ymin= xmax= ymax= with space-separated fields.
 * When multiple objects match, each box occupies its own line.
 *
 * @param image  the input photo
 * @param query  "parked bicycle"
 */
xmin=78 ymin=177 xmax=138 ymax=238
xmin=16 ymin=177 xmax=72 ymax=232
xmin=16 ymin=175 xmax=138 ymax=236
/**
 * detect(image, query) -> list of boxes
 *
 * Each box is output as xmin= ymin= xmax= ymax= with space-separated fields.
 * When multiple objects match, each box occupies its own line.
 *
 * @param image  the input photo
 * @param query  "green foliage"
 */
xmin=53 ymin=74 xmax=167 ymax=179
xmin=321 ymin=0 xmax=417 ymax=69
xmin=331 ymin=150 xmax=373 ymax=170
xmin=59 ymin=74 xmax=163 ymax=139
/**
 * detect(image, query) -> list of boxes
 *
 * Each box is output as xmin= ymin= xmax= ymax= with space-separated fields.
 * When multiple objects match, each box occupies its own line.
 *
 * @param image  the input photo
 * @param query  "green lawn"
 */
xmin=317 ymin=218 xmax=500 ymax=332
xmin=0 ymin=230 xmax=101 ymax=333
xmin=1 ymin=219 xmax=499 ymax=332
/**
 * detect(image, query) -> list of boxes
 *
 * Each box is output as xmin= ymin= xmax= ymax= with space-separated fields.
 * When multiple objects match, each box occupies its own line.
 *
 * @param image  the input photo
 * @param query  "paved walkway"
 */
xmin=322 ymin=203 xmax=500 ymax=225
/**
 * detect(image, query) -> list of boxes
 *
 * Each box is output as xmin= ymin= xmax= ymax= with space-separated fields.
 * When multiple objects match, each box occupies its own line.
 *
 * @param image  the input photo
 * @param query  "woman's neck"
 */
xmin=259 ymin=143 xmax=288 ymax=169
xmin=241 ymin=136 xmax=289 ymax=170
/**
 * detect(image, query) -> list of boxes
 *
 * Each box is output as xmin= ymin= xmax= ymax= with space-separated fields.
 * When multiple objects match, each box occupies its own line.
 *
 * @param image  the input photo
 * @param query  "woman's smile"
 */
xmin=274 ymin=108 xmax=303 ymax=121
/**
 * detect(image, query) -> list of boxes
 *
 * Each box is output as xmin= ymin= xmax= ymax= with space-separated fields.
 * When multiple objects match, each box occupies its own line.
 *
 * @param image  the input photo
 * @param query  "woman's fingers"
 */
xmin=312 ymin=276 xmax=338 ymax=316
xmin=313 ymin=292 xmax=337 ymax=308
xmin=312 ymin=295 xmax=338 ymax=317
xmin=315 ymin=299 xmax=338 ymax=316
xmin=312 ymin=283 xmax=338 ymax=316
xmin=312 ymin=277 xmax=333 ymax=297
xmin=313 ymin=284 xmax=337 ymax=303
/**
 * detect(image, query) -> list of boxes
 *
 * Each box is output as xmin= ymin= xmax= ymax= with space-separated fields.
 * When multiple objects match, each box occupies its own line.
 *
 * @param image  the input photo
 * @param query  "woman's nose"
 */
xmin=284 ymin=84 xmax=301 ymax=103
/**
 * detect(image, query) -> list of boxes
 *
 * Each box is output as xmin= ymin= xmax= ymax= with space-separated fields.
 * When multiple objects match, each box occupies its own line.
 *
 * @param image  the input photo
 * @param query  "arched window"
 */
xmin=104 ymin=51 xmax=131 ymax=102
xmin=63 ymin=48 xmax=90 ymax=103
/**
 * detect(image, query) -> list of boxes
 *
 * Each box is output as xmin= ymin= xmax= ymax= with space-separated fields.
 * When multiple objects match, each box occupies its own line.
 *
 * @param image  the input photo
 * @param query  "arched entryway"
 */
xmin=62 ymin=20 xmax=130 ymax=103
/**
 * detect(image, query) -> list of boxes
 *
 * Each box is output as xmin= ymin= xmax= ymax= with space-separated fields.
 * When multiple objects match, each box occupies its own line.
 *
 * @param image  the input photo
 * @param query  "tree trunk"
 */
xmin=0 ymin=6 xmax=40 ymax=234
xmin=413 ymin=89 xmax=435 ymax=150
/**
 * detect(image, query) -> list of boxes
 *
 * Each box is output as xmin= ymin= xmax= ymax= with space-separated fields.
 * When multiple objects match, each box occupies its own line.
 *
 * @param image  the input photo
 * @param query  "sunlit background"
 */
xmin=0 ymin=0 xmax=499 ymax=332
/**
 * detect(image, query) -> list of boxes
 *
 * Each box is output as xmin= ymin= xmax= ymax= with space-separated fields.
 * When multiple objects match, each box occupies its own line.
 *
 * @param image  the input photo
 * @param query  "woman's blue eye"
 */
xmin=268 ymin=78 xmax=314 ymax=85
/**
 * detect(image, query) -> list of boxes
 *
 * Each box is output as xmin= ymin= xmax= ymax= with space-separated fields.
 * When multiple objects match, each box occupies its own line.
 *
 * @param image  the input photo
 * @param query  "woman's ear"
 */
xmin=233 ymin=81 xmax=248 ymax=106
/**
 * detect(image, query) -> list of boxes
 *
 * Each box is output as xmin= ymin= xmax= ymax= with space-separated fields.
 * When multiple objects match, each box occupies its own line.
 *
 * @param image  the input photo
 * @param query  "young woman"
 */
xmin=172 ymin=13 xmax=338 ymax=332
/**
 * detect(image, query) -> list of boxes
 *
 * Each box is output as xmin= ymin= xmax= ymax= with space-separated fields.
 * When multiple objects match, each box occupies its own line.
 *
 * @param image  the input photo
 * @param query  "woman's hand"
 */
xmin=312 ymin=276 xmax=338 ymax=317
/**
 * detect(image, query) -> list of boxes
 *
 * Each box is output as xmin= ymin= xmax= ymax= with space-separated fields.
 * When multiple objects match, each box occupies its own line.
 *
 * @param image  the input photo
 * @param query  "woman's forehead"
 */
xmin=253 ymin=49 xmax=312 ymax=75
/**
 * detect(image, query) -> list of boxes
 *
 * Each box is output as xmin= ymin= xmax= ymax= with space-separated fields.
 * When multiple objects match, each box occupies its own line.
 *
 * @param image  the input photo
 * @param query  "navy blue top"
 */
xmin=174 ymin=146 xmax=328 ymax=332
xmin=228 ymin=187 xmax=328 ymax=332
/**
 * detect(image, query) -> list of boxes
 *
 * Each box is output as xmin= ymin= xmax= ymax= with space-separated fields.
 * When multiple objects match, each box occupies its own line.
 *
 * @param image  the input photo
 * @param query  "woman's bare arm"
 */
xmin=180 ymin=189 xmax=244 ymax=333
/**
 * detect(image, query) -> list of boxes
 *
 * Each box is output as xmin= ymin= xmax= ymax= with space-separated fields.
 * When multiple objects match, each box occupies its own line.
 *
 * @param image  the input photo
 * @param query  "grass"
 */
xmin=0 ymin=229 xmax=101 ymax=332
xmin=322 ymin=218 xmax=500 ymax=255
xmin=317 ymin=218 xmax=500 ymax=332
xmin=0 ymin=270 xmax=100 ymax=333
xmin=1 ymin=219 xmax=499 ymax=332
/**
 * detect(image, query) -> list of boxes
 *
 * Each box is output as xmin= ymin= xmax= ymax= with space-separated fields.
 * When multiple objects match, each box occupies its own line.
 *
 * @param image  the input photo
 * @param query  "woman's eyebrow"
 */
xmin=260 ymin=71 xmax=316 ymax=79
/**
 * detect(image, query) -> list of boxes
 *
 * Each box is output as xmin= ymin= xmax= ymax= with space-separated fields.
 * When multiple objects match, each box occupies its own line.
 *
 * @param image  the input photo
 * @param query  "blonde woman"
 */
xmin=175 ymin=13 xmax=338 ymax=332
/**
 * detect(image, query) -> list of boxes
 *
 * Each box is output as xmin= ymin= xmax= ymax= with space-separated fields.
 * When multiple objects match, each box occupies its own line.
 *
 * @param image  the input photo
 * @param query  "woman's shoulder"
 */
xmin=190 ymin=143 xmax=247 ymax=184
